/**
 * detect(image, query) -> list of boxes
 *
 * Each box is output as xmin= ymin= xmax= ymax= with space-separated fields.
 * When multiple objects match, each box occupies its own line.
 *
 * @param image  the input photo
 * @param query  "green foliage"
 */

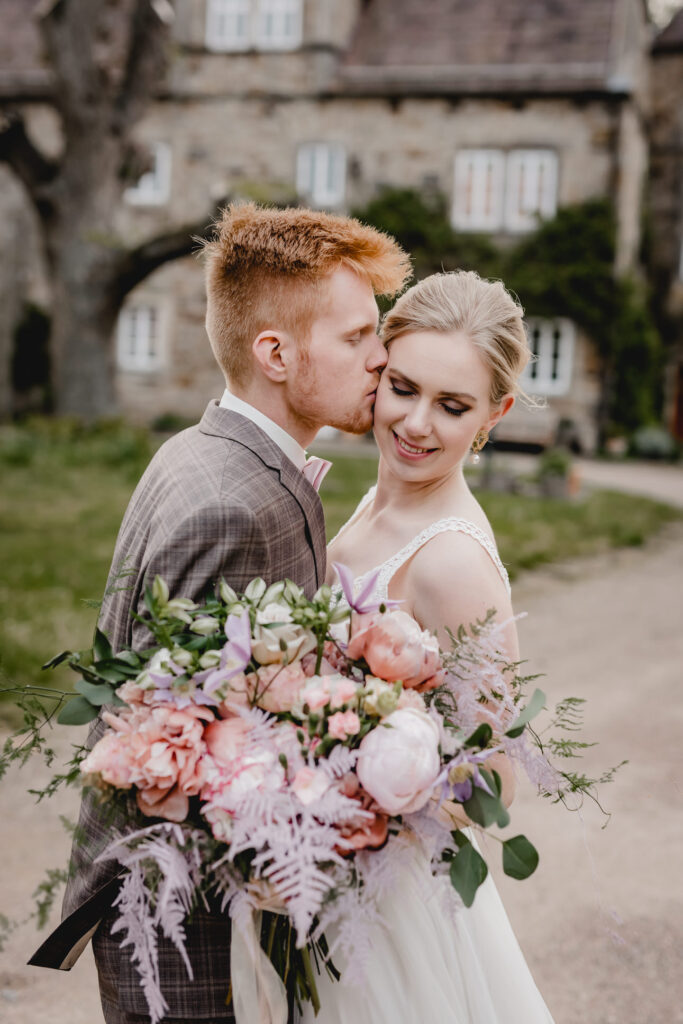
xmin=353 ymin=190 xmax=664 ymax=436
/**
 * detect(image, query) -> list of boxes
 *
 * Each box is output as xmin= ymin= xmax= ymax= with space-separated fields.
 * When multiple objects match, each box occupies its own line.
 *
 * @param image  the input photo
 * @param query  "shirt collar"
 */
xmin=219 ymin=388 xmax=307 ymax=471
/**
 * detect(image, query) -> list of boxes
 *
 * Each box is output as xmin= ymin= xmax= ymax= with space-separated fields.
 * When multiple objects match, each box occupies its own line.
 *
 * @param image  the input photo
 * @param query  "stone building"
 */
xmin=650 ymin=8 xmax=683 ymax=440
xmin=0 ymin=0 xmax=659 ymax=449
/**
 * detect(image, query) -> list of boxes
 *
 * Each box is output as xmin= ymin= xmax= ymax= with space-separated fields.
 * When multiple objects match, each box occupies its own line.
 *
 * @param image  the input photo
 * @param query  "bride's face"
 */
xmin=373 ymin=330 xmax=508 ymax=482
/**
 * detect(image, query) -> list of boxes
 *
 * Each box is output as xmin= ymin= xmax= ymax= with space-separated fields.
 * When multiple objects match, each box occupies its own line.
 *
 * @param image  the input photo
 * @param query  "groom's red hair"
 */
xmin=201 ymin=202 xmax=411 ymax=385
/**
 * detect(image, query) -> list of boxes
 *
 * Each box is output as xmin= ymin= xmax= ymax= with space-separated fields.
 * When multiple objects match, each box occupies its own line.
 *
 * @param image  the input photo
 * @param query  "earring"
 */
xmin=470 ymin=429 xmax=489 ymax=465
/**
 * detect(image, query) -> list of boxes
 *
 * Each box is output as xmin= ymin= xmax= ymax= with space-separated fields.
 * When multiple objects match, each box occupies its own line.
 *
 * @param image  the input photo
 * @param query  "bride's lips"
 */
xmin=392 ymin=430 xmax=438 ymax=460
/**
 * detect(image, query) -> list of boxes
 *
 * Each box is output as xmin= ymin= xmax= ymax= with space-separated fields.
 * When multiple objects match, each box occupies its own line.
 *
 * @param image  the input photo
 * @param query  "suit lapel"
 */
xmin=198 ymin=402 xmax=327 ymax=586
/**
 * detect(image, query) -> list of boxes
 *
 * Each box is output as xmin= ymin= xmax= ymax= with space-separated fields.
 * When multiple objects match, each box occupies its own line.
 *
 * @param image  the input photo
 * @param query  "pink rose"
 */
xmin=356 ymin=708 xmax=441 ymax=815
xmin=328 ymin=710 xmax=361 ymax=741
xmin=347 ymin=610 xmax=443 ymax=691
xmin=204 ymin=715 xmax=251 ymax=766
xmin=301 ymin=674 xmax=360 ymax=713
xmin=249 ymin=662 xmax=307 ymax=712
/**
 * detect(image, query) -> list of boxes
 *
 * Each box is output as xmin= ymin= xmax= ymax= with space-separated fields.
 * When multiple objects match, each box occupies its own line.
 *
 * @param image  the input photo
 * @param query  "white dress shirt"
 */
xmin=219 ymin=388 xmax=306 ymax=470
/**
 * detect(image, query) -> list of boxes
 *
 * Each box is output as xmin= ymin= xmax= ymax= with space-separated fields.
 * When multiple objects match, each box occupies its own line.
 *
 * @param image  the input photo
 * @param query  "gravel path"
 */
xmin=1 ymin=523 xmax=682 ymax=1024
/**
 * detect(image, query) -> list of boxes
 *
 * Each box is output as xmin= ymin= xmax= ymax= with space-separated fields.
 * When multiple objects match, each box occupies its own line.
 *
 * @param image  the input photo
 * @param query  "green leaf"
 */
xmin=449 ymin=841 xmax=488 ymax=907
xmin=502 ymin=835 xmax=539 ymax=880
xmin=143 ymin=585 xmax=155 ymax=615
xmin=92 ymin=628 xmax=113 ymax=662
xmin=464 ymin=722 xmax=493 ymax=749
xmin=57 ymin=696 xmax=99 ymax=726
xmin=73 ymin=679 xmax=115 ymax=706
xmin=92 ymin=662 xmax=128 ymax=683
xmin=41 ymin=650 xmax=72 ymax=671
xmin=115 ymin=650 xmax=141 ymax=669
xmin=505 ymin=688 xmax=547 ymax=738
xmin=463 ymin=770 xmax=510 ymax=829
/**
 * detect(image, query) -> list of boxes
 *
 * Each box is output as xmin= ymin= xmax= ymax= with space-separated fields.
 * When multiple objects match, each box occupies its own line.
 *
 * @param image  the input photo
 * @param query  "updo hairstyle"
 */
xmin=381 ymin=271 xmax=532 ymax=406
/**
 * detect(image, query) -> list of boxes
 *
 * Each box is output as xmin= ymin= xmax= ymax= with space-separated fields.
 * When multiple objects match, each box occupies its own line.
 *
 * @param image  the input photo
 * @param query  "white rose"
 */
xmin=251 ymin=605 xmax=316 ymax=665
xmin=357 ymin=708 xmax=441 ymax=816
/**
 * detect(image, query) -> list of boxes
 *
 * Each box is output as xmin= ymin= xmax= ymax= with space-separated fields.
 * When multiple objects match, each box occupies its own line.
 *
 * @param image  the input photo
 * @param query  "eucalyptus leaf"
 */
xmin=449 ymin=841 xmax=488 ymax=907
xmin=502 ymin=835 xmax=539 ymax=880
xmin=92 ymin=664 xmax=128 ymax=684
xmin=115 ymin=650 xmax=141 ymax=669
xmin=92 ymin=628 xmax=113 ymax=663
xmin=463 ymin=773 xmax=510 ymax=829
xmin=74 ymin=679 xmax=115 ymax=706
xmin=505 ymin=688 xmax=547 ymax=738
xmin=464 ymin=722 xmax=493 ymax=749
xmin=57 ymin=696 xmax=99 ymax=726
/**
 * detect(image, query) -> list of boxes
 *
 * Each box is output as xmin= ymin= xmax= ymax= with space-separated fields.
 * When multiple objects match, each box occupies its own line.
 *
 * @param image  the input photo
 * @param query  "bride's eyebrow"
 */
xmin=390 ymin=368 xmax=475 ymax=403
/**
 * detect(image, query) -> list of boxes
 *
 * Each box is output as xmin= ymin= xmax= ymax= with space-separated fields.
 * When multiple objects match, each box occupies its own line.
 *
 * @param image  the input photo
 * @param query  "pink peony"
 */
xmin=328 ymin=710 xmax=361 ymax=741
xmin=301 ymin=674 xmax=360 ymax=713
xmin=291 ymin=766 xmax=331 ymax=805
xmin=80 ymin=731 xmax=138 ymax=790
xmin=356 ymin=707 xmax=441 ymax=815
xmin=204 ymin=715 xmax=251 ymax=766
xmin=249 ymin=662 xmax=307 ymax=713
xmin=347 ymin=610 xmax=444 ymax=691
xmin=335 ymin=773 xmax=389 ymax=853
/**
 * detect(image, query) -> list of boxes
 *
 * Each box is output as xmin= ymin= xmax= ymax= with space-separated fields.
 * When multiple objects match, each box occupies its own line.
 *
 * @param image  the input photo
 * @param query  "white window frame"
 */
xmin=452 ymin=149 xmax=506 ymax=231
xmin=504 ymin=149 xmax=558 ymax=233
xmin=296 ymin=142 xmax=346 ymax=208
xmin=124 ymin=142 xmax=171 ymax=207
xmin=205 ymin=0 xmax=302 ymax=52
xmin=116 ymin=304 xmax=165 ymax=374
xmin=521 ymin=318 xmax=575 ymax=397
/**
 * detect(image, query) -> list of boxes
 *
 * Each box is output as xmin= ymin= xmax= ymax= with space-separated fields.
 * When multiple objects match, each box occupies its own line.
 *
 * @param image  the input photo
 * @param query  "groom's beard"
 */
xmin=290 ymin=351 xmax=377 ymax=435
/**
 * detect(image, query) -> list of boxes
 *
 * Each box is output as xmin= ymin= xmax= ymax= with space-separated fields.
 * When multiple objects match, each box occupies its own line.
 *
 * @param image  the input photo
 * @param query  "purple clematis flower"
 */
xmin=333 ymin=562 xmax=401 ymax=614
xmin=148 ymin=659 xmax=220 ymax=710
xmin=438 ymin=748 xmax=500 ymax=804
xmin=199 ymin=611 xmax=252 ymax=696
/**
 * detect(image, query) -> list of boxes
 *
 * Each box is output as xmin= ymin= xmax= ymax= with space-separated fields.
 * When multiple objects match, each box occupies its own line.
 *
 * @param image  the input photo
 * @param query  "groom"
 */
xmin=60 ymin=202 xmax=410 ymax=1023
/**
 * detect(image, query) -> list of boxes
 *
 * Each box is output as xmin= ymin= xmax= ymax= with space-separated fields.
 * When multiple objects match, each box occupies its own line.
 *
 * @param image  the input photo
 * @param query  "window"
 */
xmin=117 ymin=305 xmax=164 ymax=373
xmin=505 ymin=150 xmax=558 ymax=233
xmin=452 ymin=148 xmax=558 ymax=233
xmin=296 ymin=142 xmax=346 ymax=208
xmin=205 ymin=0 xmax=302 ymax=51
xmin=452 ymin=150 xmax=505 ymax=231
xmin=124 ymin=143 xmax=171 ymax=206
xmin=521 ymin=318 xmax=575 ymax=396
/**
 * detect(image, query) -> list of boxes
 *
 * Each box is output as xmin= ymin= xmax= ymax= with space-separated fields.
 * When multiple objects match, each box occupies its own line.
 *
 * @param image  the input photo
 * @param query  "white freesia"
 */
xmin=190 ymin=616 xmax=221 ymax=636
xmin=357 ymin=707 xmax=441 ymax=815
xmin=136 ymin=647 xmax=173 ymax=689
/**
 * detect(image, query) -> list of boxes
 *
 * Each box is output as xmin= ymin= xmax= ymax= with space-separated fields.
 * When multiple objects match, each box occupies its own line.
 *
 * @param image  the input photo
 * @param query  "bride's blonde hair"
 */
xmin=381 ymin=271 xmax=531 ymax=405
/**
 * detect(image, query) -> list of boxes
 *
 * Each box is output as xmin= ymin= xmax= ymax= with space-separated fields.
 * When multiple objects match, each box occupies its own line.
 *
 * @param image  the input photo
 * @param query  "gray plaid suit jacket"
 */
xmin=62 ymin=401 xmax=326 ymax=1020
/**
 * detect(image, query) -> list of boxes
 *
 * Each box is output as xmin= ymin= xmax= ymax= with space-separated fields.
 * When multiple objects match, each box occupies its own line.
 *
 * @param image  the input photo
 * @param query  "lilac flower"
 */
xmin=199 ymin=611 xmax=252 ymax=697
xmin=333 ymin=562 xmax=401 ymax=614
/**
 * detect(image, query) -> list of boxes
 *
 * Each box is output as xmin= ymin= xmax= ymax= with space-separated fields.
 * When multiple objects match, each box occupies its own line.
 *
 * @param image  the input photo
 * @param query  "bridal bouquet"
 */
xmin=26 ymin=570 xmax=567 ymax=1021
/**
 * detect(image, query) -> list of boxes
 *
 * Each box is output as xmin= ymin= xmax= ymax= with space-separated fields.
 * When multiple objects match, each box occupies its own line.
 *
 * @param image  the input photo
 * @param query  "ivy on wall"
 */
xmin=353 ymin=190 xmax=663 ymax=438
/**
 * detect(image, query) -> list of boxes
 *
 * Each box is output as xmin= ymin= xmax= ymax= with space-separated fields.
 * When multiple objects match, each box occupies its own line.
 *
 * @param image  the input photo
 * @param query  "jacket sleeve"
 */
xmin=131 ymin=502 xmax=269 ymax=647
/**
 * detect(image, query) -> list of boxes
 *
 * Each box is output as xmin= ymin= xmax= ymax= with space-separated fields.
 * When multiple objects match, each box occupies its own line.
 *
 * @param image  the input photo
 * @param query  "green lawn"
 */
xmin=1 ymin=425 xmax=679 ymax=720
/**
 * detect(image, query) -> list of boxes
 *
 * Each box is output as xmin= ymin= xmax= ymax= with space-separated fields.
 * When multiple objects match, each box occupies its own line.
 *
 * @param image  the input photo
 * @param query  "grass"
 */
xmin=1 ymin=425 xmax=680 ymax=722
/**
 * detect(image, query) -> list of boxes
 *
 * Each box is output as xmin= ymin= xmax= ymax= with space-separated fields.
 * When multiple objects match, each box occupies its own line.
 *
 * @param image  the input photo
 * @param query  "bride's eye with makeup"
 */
xmin=442 ymin=403 xmax=467 ymax=417
xmin=390 ymin=380 xmax=414 ymax=397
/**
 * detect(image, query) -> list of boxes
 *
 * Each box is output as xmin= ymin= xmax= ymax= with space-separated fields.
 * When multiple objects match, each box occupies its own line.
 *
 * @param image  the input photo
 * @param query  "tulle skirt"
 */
xmin=300 ymin=844 xmax=554 ymax=1024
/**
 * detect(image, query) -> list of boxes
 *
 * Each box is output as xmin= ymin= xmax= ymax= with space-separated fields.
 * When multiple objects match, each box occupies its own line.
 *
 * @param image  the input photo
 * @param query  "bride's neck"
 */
xmin=373 ymin=458 xmax=468 ymax=517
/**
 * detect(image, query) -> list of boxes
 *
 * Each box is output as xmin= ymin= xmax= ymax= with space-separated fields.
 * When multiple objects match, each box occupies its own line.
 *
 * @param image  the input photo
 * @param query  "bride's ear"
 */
xmin=486 ymin=394 xmax=515 ymax=431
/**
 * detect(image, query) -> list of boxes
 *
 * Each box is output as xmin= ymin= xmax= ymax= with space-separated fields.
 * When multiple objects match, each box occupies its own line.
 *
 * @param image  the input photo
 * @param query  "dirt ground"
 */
xmin=1 ymin=522 xmax=682 ymax=1024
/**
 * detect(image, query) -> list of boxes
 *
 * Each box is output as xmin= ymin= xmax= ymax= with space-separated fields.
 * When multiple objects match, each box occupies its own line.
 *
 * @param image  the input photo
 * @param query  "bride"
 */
xmin=303 ymin=271 xmax=554 ymax=1023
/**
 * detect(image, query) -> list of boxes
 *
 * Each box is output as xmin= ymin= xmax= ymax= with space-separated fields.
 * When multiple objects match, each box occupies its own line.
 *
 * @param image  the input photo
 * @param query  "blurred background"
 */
xmin=1 ymin=2 xmax=682 ymax=1023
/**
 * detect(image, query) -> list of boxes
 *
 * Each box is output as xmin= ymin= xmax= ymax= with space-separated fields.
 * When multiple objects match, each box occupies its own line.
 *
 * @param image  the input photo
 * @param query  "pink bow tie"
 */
xmin=302 ymin=455 xmax=332 ymax=492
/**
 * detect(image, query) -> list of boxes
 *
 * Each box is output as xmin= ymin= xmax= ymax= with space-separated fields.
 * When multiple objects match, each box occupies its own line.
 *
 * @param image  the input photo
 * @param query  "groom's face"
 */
xmin=288 ymin=266 xmax=386 ymax=435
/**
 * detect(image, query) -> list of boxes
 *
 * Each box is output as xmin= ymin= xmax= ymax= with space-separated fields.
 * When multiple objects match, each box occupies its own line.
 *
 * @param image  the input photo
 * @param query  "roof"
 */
xmin=653 ymin=7 xmax=683 ymax=52
xmin=341 ymin=0 xmax=636 ymax=96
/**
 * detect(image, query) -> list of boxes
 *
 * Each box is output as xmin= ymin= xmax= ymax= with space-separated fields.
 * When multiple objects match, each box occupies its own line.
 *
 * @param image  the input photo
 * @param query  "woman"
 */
xmin=304 ymin=271 xmax=554 ymax=1023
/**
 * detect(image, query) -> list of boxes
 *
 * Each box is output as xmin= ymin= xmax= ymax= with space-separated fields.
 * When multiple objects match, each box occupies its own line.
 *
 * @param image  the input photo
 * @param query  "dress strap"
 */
xmin=327 ymin=485 xmax=377 ymax=547
xmin=377 ymin=518 xmax=511 ymax=597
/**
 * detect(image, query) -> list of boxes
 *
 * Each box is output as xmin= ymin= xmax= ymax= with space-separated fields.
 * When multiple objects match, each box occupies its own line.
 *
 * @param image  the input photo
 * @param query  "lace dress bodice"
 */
xmin=330 ymin=486 xmax=511 ymax=601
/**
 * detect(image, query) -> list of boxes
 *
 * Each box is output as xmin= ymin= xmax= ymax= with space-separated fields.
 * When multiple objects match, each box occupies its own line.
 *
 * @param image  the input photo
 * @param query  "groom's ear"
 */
xmin=252 ymin=329 xmax=292 ymax=383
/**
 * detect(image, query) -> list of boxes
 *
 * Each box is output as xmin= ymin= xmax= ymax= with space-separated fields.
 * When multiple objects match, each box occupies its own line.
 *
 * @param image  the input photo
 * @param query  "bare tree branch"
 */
xmin=0 ymin=111 xmax=59 ymax=200
xmin=113 ymin=198 xmax=228 ymax=300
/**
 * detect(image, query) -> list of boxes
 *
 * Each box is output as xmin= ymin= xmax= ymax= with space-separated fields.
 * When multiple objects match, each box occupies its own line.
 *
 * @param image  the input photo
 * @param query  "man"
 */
xmin=59 ymin=202 xmax=410 ymax=1022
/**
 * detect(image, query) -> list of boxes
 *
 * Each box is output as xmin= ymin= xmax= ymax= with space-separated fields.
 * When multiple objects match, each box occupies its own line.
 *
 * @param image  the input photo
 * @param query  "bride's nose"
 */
xmin=403 ymin=401 xmax=432 ymax=438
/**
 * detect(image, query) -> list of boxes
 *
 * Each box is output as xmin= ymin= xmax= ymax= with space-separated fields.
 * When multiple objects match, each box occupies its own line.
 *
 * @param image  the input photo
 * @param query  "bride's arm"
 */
xmin=404 ymin=533 xmax=518 ymax=811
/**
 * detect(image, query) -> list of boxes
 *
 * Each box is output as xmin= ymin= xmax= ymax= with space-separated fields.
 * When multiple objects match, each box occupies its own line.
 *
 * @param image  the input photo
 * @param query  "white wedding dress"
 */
xmin=300 ymin=489 xmax=555 ymax=1024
